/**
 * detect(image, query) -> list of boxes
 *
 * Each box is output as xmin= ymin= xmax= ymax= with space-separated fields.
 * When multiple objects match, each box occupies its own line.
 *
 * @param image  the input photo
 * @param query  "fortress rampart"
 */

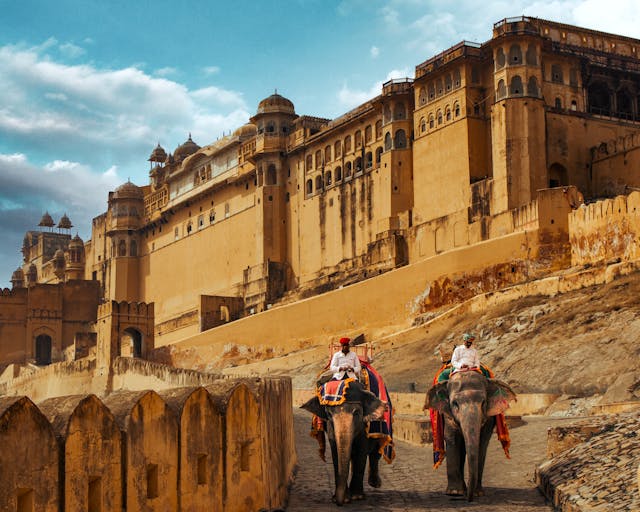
xmin=0 ymin=377 xmax=294 ymax=512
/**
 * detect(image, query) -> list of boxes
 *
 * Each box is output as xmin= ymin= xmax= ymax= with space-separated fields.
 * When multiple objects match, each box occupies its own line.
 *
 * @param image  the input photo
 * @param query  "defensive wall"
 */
xmin=0 ymin=377 xmax=294 ymax=512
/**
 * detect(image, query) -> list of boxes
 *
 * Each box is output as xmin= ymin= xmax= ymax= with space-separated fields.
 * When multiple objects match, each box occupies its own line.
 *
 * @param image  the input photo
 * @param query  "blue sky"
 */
xmin=1 ymin=0 xmax=639 ymax=287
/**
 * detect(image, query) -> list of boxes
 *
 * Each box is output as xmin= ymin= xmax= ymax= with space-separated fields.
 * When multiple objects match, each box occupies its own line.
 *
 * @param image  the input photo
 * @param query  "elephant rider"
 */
xmin=451 ymin=333 xmax=480 ymax=372
xmin=330 ymin=337 xmax=361 ymax=380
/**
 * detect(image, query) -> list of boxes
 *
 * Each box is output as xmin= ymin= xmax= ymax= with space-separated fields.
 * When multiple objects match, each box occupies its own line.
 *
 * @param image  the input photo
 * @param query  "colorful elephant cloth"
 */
xmin=309 ymin=359 xmax=396 ymax=463
xmin=428 ymin=364 xmax=511 ymax=469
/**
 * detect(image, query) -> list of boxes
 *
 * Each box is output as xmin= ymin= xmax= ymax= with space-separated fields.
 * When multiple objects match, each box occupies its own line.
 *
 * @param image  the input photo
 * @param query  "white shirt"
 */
xmin=330 ymin=350 xmax=361 ymax=380
xmin=451 ymin=344 xmax=480 ymax=370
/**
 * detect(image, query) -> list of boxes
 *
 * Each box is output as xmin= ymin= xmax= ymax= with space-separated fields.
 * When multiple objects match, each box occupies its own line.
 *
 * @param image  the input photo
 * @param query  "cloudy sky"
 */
xmin=1 ymin=0 xmax=639 ymax=287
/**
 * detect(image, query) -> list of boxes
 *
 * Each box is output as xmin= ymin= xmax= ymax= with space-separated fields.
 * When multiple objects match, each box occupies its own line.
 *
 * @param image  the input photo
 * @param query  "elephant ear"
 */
xmin=300 ymin=396 xmax=328 ymax=420
xmin=426 ymin=382 xmax=451 ymax=417
xmin=362 ymin=390 xmax=386 ymax=422
xmin=486 ymin=379 xmax=517 ymax=416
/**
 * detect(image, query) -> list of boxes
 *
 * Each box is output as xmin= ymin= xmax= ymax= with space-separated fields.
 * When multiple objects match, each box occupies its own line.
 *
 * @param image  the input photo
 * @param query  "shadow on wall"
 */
xmin=0 ymin=377 xmax=295 ymax=512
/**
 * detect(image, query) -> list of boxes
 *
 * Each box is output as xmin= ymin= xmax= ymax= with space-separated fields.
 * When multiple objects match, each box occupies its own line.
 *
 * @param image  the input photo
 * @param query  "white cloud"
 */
xmin=154 ymin=66 xmax=178 ymax=77
xmin=203 ymin=65 xmax=221 ymax=75
xmin=337 ymin=68 xmax=411 ymax=110
xmin=59 ymin=42 xmax=86 ymax=59
xmin=370 ymin=46 xmax=380 ymax=59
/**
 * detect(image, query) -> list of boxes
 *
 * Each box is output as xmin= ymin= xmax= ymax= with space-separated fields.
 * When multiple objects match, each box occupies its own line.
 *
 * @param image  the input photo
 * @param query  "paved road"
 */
xmin=286 ymin=409 xmax=566 ymax=511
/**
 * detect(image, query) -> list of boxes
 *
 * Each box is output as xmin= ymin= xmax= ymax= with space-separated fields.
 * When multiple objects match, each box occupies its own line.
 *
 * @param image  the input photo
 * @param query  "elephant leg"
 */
xmin=445 ymin=429 xmax=467 ymax=496
xmin=475 ymin=417 xmax=495 ymax=496
xmin=368 ymin=443 xmax=382 ymax=488
xmin=348 ymin=435 xmax=368 ymax=500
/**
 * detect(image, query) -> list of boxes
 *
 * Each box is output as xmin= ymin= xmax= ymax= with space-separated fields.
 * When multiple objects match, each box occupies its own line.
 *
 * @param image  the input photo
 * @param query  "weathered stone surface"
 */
xmin=536 ymin=412 xmax=640 ymax=512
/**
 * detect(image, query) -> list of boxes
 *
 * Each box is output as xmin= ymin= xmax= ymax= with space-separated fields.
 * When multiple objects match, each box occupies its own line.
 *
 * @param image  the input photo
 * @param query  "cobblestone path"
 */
xmin=286 ymin=409 xmax=567 ymax=511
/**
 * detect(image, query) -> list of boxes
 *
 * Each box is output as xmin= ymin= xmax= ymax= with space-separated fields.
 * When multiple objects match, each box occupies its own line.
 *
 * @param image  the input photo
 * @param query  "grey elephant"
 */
xmin=301 ymin=379 xmax=387 ymax=506
xmin=427 ymin=370 xmax=516 ymax=501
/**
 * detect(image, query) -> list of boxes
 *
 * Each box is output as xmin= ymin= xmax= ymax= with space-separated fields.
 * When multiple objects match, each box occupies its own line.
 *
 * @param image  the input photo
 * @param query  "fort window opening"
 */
xmin=526 ymin=44 xmax=537 ymax=65
xmin=555 ymin=97 xmax=562 ymax=109
xmin=315 ymin=175 xmax=323 ymax=190
xmin=419 ymin=87 xmax=427 ymax=105
xmin=88 ymin=477 xmax=102 ymax=512
xmin=197 ymin=454 xmax=207 ymax=485
xmin=588 ymin=82 xmax=612 ymax=116
xmin=527 ymin=76 xmax=539 ymax=97
xmin=130 ymin=240 xmax=138 ymax=256
xmin=509 ymin=75 xmax=523 ymax=96
xmin=325 ymin=145 xmax=332 ymax=163
xmin=428 ymin=83 xmax=435 ymax=100
xmin=325 ymin=170 xmax=332 ymax=186
xmin=209 ymin=210 xmax=215 ymax=224
xmin=266 ymin=121 xmax=276 ymax=133
xmin=315 ymin=150 xmax=322 ymax=169
xmin=571 ymin=100 xmax=578 ymax=111
xmin=35 ymin=334 xmax=52 ymax=365
xmin=551 ymin=64 xmax=564 ymax=84
xmin=345 ymin=161 xmax=352 ymax=178
xmin=344 ymin=135 xmax=352 ymax=153
xmin=355 ymin=156 xmax=362 ymax=173
xmin=453 ymin=69 xmax=461 ymax=88
xmin=384 ymin=104 xmax=392 ymax=123
xmin=384 ymin=132 xmax=392 ymax=150
xmin=365 ymin=125 xmax=372 ymax=144
xmin=334 ymin=140 xmax=342 ymax=157
xmin=375 ymin=147 xmax=383 ymax=165
xmin=306 ymin=179 xmax=313 ymax=195
xmin=365 ymin=151 xmax=373 ymax=169
xmin=121 ymin=328 xmax=143 ymax=358
xmin=266 ymin=164 xmax=277 ymax=185
xmin=429 ymin=114 xmax=434 ymax=128
xmin=118 ymin=239 xmax=127 ymax=257
xmin=186 ymin=222 xmax=192 ymax=234
xmin=394 ymin=102 xmax=406 ymax=120
xmin=616 ymin=89 xmax=634 ymax=118
xmin=355 ymin=130 xmax=362 ymax=148
xmin=509 ymin=44 xmax=522 ymax=65
xmin=306 ymin=154 xmax=312 ymax=172
xmin=445 ymin=74 xmax=452 ymax=92
xmin=17 ymin=489 xmax=34 ymax=512
xmin=146 ymin=464 xmax=159 ymax=499
xmin=198 ymin=215 xmax=204 ymax=229
xmin=437 ymin=111 xmax=443 ymax=125
xmin=549 ymin=163 xmax=568 ymax=188
xmin=496 ymin=48 xmax=506 ymax=69
xmin=394 ymin=129 xmax=407 ymax=149
xmin=420 ymin=117 xmax=426 ymax=133
xmin=446 ymin=108 xmax=451 ymax=121
xmin=436 ymin=79 xmax=444 ymax=96
xmin=335 ymin=166 xmax=342 ymax=181
xmin=454 ymin=103 xmax=460 ymax=117
xmin=497 ymin=79 xmax=506 ymax=100
xmin=375 ymin=120 xmax=383 ymax=139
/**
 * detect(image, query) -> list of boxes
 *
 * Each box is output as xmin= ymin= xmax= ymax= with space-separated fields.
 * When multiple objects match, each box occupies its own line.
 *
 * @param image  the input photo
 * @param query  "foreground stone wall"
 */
xmin=0 ymin=378 xmax=295 ymax=512
xmin=536 ymin=412 xmax=640 ymax=511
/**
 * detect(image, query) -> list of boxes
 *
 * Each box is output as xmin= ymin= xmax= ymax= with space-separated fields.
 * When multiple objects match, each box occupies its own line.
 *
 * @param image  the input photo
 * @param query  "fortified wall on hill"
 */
xmin=3 ymin=15 xmax=640 ymax=370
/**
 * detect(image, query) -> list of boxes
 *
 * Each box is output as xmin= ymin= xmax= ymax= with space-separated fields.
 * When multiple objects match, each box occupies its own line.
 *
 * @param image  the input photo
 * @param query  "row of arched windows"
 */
xmin=306 ymin=121 xmax=383 ymax=171
xmin=383 ymin=102 xmax=408 ymax=123
xmin=257 ymin=120 xmax=290 ymax=136
xmin=384 ymin=130 xmax=408 ymax=151
xmin=495 ymin=44 xmax=538 ymax=69
xmin=112 ymin=239 xmax=138 ymax=258
xmin=417 ymin=69 xmax=462 ymax=106
xmin=305 ymin=147 xmax=384 ymax=196
xmin=496 ymin=76 xmax=540 ymax=100
xmin=418 ymin=102 xmax=461 ymax=133
xmin=257 ymin=164 xmax=278 ymax=186
xmin=588 ymin=82 xmax=640 ymax=120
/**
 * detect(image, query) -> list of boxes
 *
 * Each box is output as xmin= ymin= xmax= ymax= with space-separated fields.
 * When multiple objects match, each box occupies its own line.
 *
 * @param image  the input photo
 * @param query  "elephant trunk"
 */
xmin=333 ymin=412 xmax=354 ymax=505
xmin=459 ymin=405 xmax=482 ymax=502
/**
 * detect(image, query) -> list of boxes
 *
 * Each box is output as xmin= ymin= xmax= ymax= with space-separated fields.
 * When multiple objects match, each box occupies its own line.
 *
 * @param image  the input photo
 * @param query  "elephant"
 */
xmin=427 ymin=370 xmax=516 ymax=501
xmin=301 ymin=379 xmax=387 ymax=506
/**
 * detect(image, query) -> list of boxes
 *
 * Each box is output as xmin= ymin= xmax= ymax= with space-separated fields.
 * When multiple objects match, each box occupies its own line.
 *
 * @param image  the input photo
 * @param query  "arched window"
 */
xmin=384 ymin=104 xmax=392 ymax=123
xmin=118 ymin=239 xmax=126 ymax=257
xmin=355 ymin=157 xmax=362 ymax=173
xmin=345 ymin=161 xmax=352 ymax=178
xmin=548 ymin=163 xmax=568 ymax=188
xmin=496 ymin=48 xmax=506 ymax=69
xmin=384 ymin=132 xmax=392 ymax=150
xmin=266 ymin=121 xmax=276 ymax=133
xmin=445 ymin=108 xmax=451 ymax=121
xmin=306 ymin=179 xmax=313 ymax=195
xmin=325 ymin=145 xmax=332 ymax=163
xmin=375 ymin=120 xmax=382 ymax=139
xmin=509 ymin=44 xmax=522 ymax=65
xmin=365 ymin=151 xmax=373 ymax=169
xmin=617 ymin=89 xmax=634 ymax=118
xmin=315 ymin=150 xmax=322 ymax=168
xmin=571 ymin=100 xmax=578 ymax=111
xmin=375 ymin=147 xmax=383 ymax=164
xmin=453 ymin=69 xmax=461 ymax=88
xmin=526 ymin=44 xmax=537 ymax=65
xmin=551 ymin=64 xmax=563 ymax=84
xmin=315 ymin=175 xmax=323 ymax=190
xmin=454 ymin=103 xmax=460 ymax=117
xmin=497 ymin=79 xmax=506 ymax=100
xmin=121 ymin=327 xmax=143 ymax=358
xmin=588 ymin=82 xmax=611 ymax=115
xmin=445 ymin=74 xmax=452 ymax=92
xmin=437 ymin=110 xmax=443 ymax=125
xmin=394 ymin=129 xmax=407 ymax=149
xmin=394 ymin=102 xmax=406 ymax=120
xmin=509 ymin=75 xmax=523 ymax=96
xmin=130 ymin=240 xmax=137 ymax=257
xmin=355 ymin=130 xmax=362 ymax=148
xmin=527 ymin=76 xmax=539 ymax=97
xmin=335 ymin=166 xmax=342 ymax=181
xmin=35 ymin=334 xmax=52 ymax=365
xmin=429 ymin=114 xmax=434 ymax=128
xmin=334 ymin=140 xmax=342 ymax=158
xmin=436 ymin=79 xmax=444 ymax=96
xmin=306 ymin=155 xmax=312 ymax=172
xmin=420 ymin=117 xmax=426 ymax=133
xmin=428 ymin=83 xmax=436 ymax=100
xmin=419 ymin=87 xmax=427 ymax=105
xmin=325 ymin=170 xmax=332 ymax=186
xmin=344 ymin=135 xmax=352 ymax=153
xmin=364 ymin=125 xmax=372 ymax=144
xmin=555 ymin=97 xmax=562 ymax=109
xmin=266 ymin=164 xmax=277 ymax=185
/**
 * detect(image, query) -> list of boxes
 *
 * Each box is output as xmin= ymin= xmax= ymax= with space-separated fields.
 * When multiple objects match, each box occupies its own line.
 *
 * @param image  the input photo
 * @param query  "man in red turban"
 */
xmin=330 ymin=337 xmax=361 ymax=380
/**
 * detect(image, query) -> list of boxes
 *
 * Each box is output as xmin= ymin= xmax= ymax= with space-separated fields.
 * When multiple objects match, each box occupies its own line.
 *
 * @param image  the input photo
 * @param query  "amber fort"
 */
xmin=2 ymin=16 xmax=640 ymax=511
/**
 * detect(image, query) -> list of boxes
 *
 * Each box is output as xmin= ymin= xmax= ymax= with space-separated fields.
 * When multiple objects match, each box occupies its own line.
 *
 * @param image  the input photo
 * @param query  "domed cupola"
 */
xmin=148 ymin=143 xmax=167 ymax=165
xmin=113 ymin=180 xmax=144 ymax=200
xmin=38 ymin=212 xmax=55 ymax=228
xmin=256 ymin=92 xmax=295 ymax=115
xmin=57 ymin=213 xmax=72 ymax=230
xmin=10 ymin=267 xmax=24 ymax=289
xmin=174 ymin=134 xmax=200 ymax=162
xmin=233 ymin=123 xmax=258 ymax=140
